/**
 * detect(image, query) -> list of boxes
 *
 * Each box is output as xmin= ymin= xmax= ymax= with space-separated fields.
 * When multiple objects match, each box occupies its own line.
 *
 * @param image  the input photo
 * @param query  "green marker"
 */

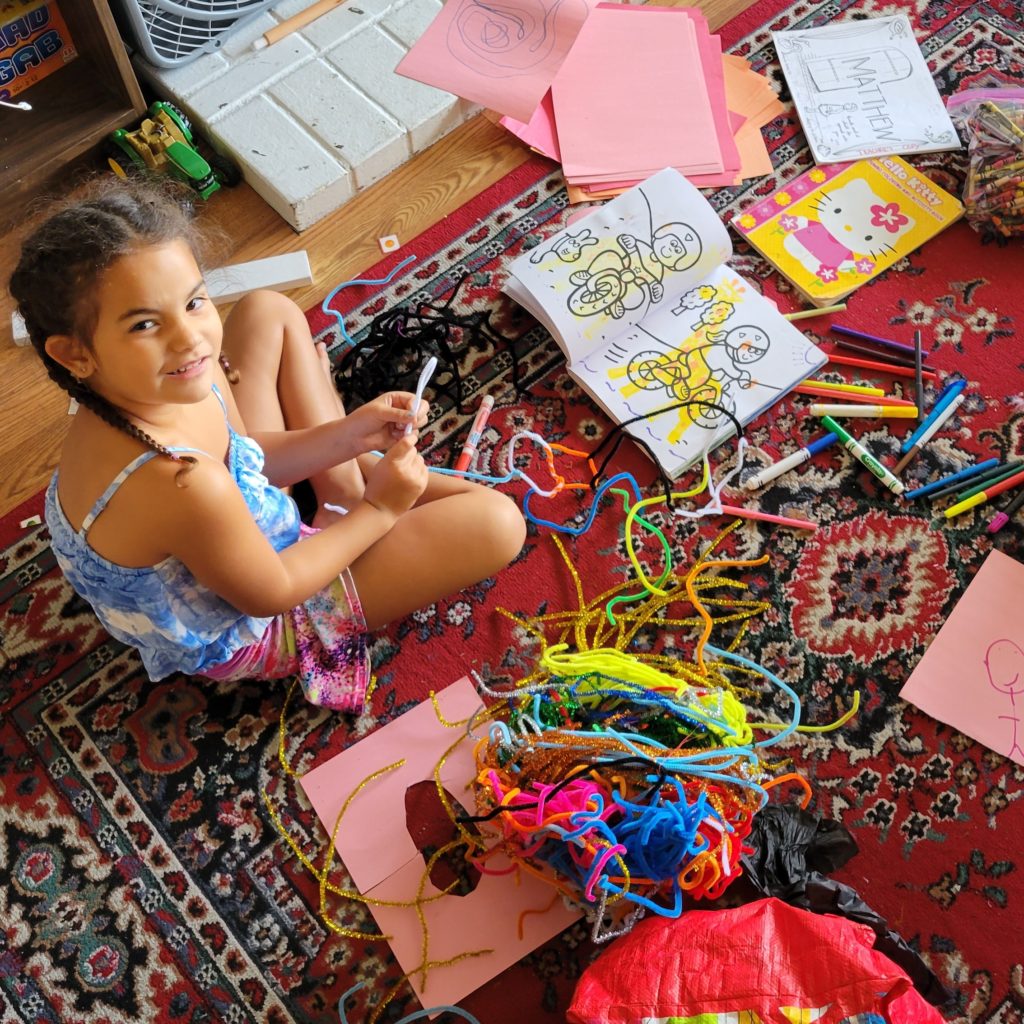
xmin=820 ymin=415 xmax=905 ymax=496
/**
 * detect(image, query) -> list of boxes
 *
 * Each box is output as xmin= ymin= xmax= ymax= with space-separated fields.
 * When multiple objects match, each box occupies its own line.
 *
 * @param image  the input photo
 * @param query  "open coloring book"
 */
xmin=772 ymin=15 xmax=959 ymax=164
xmin=503 ymin=168 xmax=827 ymax=478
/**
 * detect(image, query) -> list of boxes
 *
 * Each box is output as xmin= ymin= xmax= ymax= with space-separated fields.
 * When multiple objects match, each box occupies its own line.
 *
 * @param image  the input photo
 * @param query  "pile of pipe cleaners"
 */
xmin=449 ymin=529 xmax=856 ymax=943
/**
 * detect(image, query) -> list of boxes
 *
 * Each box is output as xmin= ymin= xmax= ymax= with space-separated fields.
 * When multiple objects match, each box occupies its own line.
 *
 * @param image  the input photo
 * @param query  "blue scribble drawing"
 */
xmin=448 ymin=0 xmax=581 ymax=76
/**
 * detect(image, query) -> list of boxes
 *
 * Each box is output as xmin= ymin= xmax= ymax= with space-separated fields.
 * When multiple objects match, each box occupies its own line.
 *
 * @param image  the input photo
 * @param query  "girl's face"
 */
xmin=79 ymin=239 xmax=222 ymax=422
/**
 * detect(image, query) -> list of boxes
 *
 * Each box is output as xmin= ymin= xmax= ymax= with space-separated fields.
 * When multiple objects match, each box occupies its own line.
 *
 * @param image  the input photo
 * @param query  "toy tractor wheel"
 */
xmin=208 ymin=151 xmax=242 ymax=188
xmin=157 ymin=101 xmax=194 ymax=144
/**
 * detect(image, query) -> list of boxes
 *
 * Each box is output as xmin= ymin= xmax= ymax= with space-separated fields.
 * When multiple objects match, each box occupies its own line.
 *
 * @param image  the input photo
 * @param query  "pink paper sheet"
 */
xmin=595 ymin=5 xmax=741 ymax=186
xmin=499 ymin=90 xmax=561 ymax=162
xmin=299 ymin=678 xmax=581 ymax=1008
xmin=395 ymin=0 xmax=595 ymax=123
xmin=551 ymin=4 xmax=725 ymax=181
xmin=900 ymin=549 xmax=1024 ymax=766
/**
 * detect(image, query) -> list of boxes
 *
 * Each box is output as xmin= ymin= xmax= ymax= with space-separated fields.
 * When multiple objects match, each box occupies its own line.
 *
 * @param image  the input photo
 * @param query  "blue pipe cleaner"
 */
xmin=705 ymin=643 xmax=802 ymax=747
xmin=522 ymin=472 xmax=640 ymax=535
xmin=321 ymin=254 xmax=418 ymax=347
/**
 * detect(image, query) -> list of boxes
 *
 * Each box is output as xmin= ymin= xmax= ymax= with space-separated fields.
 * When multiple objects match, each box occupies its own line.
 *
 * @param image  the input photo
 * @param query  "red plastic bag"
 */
xmin=568 ymin=898 xmax=945 ymax=1024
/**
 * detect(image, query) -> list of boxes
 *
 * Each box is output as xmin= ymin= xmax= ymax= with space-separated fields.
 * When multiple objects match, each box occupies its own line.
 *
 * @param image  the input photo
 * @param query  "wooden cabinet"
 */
xmin=0 ymin=0 xmax=145 ymax=225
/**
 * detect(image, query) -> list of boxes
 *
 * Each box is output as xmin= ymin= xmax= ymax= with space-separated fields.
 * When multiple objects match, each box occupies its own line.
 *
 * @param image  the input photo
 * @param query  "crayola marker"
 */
xmin=819 ymin=416 xmax=905 ymax=496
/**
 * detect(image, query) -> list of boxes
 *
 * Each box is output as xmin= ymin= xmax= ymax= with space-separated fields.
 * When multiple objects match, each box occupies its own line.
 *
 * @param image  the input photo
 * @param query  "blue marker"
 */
xmin=901 ymin=378 xmax=967 ymax=453
xmin=903 ymin=458 xmax=1001 ymax=499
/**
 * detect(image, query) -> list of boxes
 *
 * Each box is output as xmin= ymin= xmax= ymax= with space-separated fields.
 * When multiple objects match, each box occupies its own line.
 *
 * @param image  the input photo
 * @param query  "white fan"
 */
xmin=114 ymin=0 xmax=279 ymax=68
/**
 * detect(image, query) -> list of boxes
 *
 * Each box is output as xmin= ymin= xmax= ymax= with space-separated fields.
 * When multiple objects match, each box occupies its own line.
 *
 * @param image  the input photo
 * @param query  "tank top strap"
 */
xmin=80 ymin=446 xmax=205 ymax=537
xmin=211 ymin=382 xmax=228 ymax=418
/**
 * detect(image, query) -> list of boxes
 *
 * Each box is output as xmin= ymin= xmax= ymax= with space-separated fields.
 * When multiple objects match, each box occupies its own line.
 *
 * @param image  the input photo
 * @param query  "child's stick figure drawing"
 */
xmin=983 ymin=638 xmax=1024 ymax=762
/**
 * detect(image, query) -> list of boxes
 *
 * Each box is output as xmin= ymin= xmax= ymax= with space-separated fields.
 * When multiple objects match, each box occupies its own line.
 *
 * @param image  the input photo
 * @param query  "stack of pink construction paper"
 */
xmin=499 ymin=9 xmax=783 ymax=198
xmin=396 ymin=0 xmax=782 ymax=196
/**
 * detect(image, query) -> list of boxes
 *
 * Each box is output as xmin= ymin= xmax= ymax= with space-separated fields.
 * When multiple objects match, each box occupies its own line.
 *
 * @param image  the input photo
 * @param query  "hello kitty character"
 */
xmin=780 ymin=177 xmax=916 ymax=284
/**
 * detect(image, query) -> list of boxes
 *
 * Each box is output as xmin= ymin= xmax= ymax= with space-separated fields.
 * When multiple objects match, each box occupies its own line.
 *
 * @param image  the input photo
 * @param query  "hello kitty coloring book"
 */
xmin=503 ymin=168 xmax=826 ymax=478
xmin=733 ymin=156 xmax=963 ymax=307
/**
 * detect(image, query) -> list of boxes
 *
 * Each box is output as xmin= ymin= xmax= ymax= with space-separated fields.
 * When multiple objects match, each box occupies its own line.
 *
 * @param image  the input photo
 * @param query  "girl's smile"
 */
xmin=166 ymin=355 xmax=210 ymax=378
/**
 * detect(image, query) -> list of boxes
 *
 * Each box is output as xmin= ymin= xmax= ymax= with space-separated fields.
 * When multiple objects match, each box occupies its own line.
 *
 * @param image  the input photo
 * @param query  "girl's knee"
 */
xmin=225 ymin=290 xmax=305 ymax=340
xmin=478 ymin=491 xmax=526 ymax=566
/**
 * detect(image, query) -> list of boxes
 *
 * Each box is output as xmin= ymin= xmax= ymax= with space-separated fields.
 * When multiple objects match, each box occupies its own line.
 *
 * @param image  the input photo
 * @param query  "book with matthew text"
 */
xmin=731 ymin=156 xmax=963 ymax=307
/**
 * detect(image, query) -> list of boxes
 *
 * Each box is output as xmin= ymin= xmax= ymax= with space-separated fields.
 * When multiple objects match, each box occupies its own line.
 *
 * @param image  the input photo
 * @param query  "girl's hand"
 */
xmin=342 ymin=391 xmax=428 ymax=456
xmin=363 ymin=434 xmax=428 ymax=519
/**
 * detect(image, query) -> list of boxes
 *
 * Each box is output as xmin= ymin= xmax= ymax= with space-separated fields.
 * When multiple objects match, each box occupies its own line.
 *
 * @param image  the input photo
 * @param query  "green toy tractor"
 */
xmin=105 ymin=101 xmax=240 ymax=200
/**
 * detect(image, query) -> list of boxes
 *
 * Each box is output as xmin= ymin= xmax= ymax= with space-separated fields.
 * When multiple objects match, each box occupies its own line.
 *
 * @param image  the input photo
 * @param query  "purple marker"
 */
xmin=831 ymin=324 xmax=928 ymax=361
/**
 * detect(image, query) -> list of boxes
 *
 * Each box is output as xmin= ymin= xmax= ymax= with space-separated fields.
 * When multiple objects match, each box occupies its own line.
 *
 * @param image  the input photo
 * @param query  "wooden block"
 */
xmin=204 ymin=251 xmax=313 ymax=305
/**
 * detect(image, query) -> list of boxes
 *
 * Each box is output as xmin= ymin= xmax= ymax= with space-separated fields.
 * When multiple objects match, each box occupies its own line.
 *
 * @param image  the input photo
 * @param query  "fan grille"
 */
xmin=116 ymin=0 xmax=279 ymax=67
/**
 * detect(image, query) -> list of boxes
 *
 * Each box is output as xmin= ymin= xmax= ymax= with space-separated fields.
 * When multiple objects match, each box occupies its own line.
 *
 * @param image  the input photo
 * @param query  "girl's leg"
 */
xmin=348 ymin=483 xmax=526 ymax=630
xmin=220 ymin=290 xmax=364 ymax=516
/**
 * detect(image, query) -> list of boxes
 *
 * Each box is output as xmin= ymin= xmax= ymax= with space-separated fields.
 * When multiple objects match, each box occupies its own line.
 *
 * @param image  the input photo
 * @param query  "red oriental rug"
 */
xmin=3 ymin=1 xmax=1024 ymax=1022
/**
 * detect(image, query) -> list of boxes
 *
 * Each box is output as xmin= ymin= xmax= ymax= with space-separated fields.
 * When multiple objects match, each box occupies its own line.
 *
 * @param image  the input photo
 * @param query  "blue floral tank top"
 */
xmin=44 ymin=387 xmax=301 ymax=680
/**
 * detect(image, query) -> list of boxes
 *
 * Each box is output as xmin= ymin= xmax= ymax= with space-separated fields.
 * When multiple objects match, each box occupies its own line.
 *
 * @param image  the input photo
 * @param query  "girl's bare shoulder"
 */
xmin=55 ymin=397 xmax=233 ymax=567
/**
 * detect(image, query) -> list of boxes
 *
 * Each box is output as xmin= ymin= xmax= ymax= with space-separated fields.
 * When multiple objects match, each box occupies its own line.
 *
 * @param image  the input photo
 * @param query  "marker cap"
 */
xmin=987 ymin=512 xmax=1009 ymax=533
xmin=807 ymin=432 xmax=840 ymax=455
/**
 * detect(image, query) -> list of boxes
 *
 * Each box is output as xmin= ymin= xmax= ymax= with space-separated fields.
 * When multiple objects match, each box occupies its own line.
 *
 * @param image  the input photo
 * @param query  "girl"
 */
xmin=9 ymin=179 xmax=526 ymax=713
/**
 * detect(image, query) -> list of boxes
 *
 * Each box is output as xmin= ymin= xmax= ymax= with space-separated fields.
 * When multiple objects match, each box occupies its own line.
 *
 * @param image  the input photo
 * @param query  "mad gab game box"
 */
xmin=1 ymin=0 xmax=77 ymax=102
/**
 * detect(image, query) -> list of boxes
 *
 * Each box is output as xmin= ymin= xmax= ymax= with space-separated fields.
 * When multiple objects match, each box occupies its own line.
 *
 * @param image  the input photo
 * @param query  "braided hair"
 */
xmin=9 ymin=178 xmax=219 ymax=484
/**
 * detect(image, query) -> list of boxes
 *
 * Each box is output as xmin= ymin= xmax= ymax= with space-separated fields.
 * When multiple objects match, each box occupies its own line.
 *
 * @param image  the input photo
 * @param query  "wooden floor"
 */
xmin=0 ymin=0 xmax=752 ymax=518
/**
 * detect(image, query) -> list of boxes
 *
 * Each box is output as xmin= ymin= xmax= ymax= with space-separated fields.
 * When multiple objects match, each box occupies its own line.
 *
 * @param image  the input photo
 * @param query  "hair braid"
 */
xmin=49 ymin=360 xmax=198 ymax=485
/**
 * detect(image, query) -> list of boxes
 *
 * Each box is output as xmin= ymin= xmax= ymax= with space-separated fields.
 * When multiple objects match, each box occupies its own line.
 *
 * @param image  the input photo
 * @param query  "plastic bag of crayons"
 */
xmin=946 ymin=88 xmax=1024 ymax=242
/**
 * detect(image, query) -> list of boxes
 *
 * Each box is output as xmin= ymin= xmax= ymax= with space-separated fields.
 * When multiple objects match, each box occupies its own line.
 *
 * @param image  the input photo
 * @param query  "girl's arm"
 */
xmin=212 ymin=360 xmax=423 ymax=486
xmin=157 ymin=436 xmax=427 ymax=616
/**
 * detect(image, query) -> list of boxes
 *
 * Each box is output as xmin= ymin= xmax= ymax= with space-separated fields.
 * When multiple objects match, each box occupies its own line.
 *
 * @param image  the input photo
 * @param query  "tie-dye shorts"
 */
xmin=202 ymin=526 xmax=371 ymax=714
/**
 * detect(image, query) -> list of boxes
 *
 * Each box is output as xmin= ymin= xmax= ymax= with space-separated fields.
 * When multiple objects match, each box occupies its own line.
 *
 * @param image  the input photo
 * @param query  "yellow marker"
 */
xmin=944 ymin=492 xmax=988 ymax=518
xmin=808 ymin=380 xmax=885 ymax=396
xmin=809 ymin=404 xmax=918 ymax=418
xmin=944 ymin=466 xmax=1024 ymax=518
xmin=783 ymin=303 xmax=848 ymax=321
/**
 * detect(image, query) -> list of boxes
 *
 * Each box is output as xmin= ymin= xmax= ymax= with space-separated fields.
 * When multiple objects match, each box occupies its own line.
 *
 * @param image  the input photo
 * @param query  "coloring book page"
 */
xmin=504 ymin=167 xmax=732 ymax=363
xmin=772 ymin=15 xmax=959 ymax=164
xmin=901 ymin=550 xmax=1024 ymax=767
xmin=572 ymin=262 xmax=826 ymax=476
xmin=504 ymin=168 xmax=825 ymax=477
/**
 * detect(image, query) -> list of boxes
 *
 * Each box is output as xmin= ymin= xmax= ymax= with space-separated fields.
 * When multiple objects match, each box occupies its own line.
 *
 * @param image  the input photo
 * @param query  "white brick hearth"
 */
xmin=131 ymin=0 xmax=479 ymax=231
